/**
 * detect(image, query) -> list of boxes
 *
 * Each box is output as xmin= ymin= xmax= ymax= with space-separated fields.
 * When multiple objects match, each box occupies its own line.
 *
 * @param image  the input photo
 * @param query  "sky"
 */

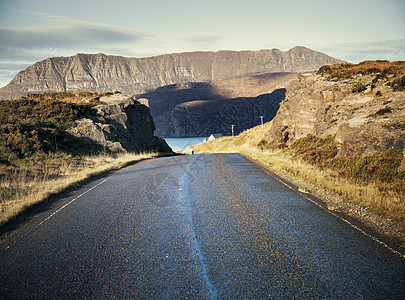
xmin=0 ymin=0 xmax=404 ymax=88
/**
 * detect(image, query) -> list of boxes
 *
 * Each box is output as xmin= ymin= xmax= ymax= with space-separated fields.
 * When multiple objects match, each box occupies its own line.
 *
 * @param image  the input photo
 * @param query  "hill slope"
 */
xmin=0 ymin=92 xmax=172 ymax=225
xmin=142 ymin=84 xmax=286 ymax=137
xmin=0 ymin=92 xmax=172 ymax=166
xmin=263 ymin=61 xmax=405 ymax=157
xmin=0 ymin=47 xmax=343 ymax=100
xmin=139 ymin=72 xmax=296 ymax=137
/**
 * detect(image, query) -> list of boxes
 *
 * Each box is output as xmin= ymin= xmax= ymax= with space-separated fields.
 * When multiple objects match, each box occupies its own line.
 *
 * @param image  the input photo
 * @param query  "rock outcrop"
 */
xmin=0 ymin=47 xmax=343 ymax=100
xmin=68 ymin=93 xmax=173 ymax=153
xmin=263 ymin=61 xmax=405 ymax=157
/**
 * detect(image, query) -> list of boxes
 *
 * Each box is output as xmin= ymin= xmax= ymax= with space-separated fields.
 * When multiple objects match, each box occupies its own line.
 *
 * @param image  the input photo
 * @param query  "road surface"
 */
xmin=1 ymin=154 xmax=404 ymax=299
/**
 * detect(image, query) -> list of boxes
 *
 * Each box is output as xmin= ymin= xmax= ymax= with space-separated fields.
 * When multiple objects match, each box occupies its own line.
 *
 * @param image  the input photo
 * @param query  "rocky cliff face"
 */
xmin=0 ymin=47 xmax=343 ymax=100
xmin=143 ymin=85 xmax=285 ymax=137
xmin=139 ymin=72 xmax=297 ymax=137
xmin=68 ymin=93 xmax=173 ymax=153
xmin=263 ymin=61 xmax=405 ymax=157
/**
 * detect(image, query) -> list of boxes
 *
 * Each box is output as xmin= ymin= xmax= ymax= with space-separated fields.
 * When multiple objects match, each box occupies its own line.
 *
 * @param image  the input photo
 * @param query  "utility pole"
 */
xmin=231 ymin=125 xmax=235 ymax=137
xmin=260 ymin=116 xmax=264 ymax=128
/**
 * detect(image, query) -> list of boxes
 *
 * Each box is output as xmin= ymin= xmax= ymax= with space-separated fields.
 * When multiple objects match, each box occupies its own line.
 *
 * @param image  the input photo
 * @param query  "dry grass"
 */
xmin=318 ymin=60 xmax=405 ymax=91
xmin=0 ymin=91 xmax=161 ymax=225
xmin=190 ymin=129 xmax=405 ymax=231
xmin=0 ymin=152 xmax=157 ymax=225
xmin=239 ymin=146 xmax=404 ymax=222
xmin=318 ymin=60 xmax=405 ymax=79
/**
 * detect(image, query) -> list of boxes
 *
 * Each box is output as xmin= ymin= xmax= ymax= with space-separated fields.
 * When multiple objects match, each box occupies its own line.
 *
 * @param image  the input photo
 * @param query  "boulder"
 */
xmin=68 ymin=94 xmax=172 ymax=153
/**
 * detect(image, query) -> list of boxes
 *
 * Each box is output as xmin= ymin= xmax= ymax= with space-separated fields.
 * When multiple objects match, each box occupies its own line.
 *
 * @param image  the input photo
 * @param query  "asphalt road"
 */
xmin=1 ymin=153 xmax=404 ymax=299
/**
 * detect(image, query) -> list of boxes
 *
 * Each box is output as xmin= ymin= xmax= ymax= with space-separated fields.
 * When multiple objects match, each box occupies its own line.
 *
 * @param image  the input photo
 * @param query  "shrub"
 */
xmin=391 ymin=75 xmax=405 ymax=91
xmin=257 ymin=139 xmax=269 ymax=150
xmin=330 ymin=149 xmax=404 ymax=185
xmin=290 ymin=135 xmax=338 ymax=167
xmin=352 ymin=78 xmax=367 ymax=93
xmin=317 ymin=65 xmax=331 ymax=75
xmin=289 ymin=135 xmax=404 ymax=190
xmin=317 ymin=61 xmax=405 ymax=82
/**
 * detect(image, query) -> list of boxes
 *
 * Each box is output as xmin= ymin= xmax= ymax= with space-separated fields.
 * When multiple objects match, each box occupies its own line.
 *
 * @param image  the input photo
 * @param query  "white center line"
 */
xmin=4 ymin=177 xmax=111 ymax=251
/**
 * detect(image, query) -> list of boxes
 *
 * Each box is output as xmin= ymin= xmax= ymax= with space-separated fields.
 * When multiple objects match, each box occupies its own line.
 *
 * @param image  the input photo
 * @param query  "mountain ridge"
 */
xmin=0 ymin=46 xmax=344 ymax=100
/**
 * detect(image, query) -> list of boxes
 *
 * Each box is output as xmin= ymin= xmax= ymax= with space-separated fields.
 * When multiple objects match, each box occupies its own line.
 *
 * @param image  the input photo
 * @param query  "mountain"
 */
xmin=139 ymin=79 xmax=288 ymax=137
xmin=0 ymin=47 xmax=343 ymax=100
xmin=154 ymin=87 xmax=286 ymax=137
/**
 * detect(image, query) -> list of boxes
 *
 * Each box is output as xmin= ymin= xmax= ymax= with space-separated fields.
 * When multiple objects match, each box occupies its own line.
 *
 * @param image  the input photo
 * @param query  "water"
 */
xmin=164 ymin=137 xmax=208 ymax=151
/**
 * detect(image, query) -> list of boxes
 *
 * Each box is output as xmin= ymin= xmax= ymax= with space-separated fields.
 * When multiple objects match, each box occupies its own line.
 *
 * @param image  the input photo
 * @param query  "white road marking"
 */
xmin=3 ymin=177 xmax=110 ymax=251
xmin=38 ymin=177 xmax=110 ymax=225
xmin=272 ymin=174 xmax=405 ymax=260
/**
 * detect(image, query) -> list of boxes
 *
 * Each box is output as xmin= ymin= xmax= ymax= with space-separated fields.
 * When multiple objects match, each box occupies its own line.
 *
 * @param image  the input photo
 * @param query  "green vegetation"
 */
xmin=289 ymin=135 xmax=403 ymax=190
xmin=351 ymin=78 xmax=367 ymax=93
xmin=290 ymin=135 xmax=338 ymax=166
xmin=0 ymin=98 xmax=102 ymax=166
xmin=193 ymin=60 xmax=405 ymax=236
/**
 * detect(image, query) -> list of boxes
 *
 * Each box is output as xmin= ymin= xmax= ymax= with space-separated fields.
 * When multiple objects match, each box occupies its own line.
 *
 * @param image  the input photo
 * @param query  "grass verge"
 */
xmin=0 ymin=152 xmax=157 ymax=225
xmin=190 ymin=130 xmax=404 ymax=238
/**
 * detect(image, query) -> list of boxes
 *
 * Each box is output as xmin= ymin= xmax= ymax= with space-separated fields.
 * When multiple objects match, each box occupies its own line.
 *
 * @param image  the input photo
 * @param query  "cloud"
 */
xmin=0 ymin=14 xmax=151 ymax=53
xmin=180 ymin=35 xmax=223 ymax=48
xmin=0 ymin=12 xmax=157 ymax=87
xmin=0 ymin=62 xmax=32 ymax=72
xmin=318 ymin=39 xmax=405 ymax=63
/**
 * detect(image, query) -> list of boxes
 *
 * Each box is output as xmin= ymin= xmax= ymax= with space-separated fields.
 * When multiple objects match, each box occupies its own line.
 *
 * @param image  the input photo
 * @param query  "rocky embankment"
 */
xmin=0 ymin=47 xmax=343 ymax=100
xmin=263 ymin=61 xmax=405 ymax=160
xmin=68 ymin=93 xmax=172 ymax=153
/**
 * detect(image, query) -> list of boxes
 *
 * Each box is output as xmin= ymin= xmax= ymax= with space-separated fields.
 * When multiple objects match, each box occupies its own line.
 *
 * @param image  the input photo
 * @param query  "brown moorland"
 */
xmin=0 ymin=92 xmax=158 ymax=225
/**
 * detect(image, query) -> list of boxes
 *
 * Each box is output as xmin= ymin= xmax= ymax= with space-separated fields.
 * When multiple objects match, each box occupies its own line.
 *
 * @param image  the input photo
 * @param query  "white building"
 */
xmin=207 ymin=133 xmax=223 ymax=141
